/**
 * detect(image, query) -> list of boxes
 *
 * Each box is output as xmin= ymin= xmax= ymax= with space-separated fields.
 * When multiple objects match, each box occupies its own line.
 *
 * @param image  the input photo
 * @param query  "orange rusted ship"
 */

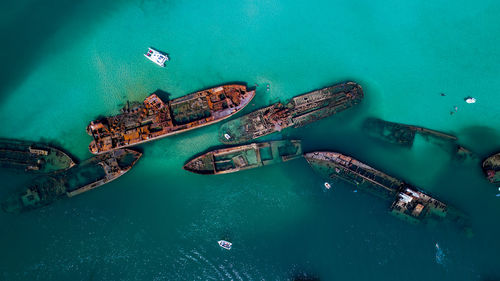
xmin=87 ymin=84 xmax=255 ymax=154
xmin=483 ymin=152 xmax=500 ymax=186
xmin=219 ymin=82 xmax=363 ymax=144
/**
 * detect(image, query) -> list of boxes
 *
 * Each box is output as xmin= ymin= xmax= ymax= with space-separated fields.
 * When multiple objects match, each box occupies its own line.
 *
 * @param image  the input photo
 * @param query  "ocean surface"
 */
xmin=1 ymin=0 xmax=500 ymax=280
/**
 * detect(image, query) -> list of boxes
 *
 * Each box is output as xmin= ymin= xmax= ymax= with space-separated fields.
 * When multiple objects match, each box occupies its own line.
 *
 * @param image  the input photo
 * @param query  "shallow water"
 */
xmin=1 ymin=0 xmax=500 ymax=280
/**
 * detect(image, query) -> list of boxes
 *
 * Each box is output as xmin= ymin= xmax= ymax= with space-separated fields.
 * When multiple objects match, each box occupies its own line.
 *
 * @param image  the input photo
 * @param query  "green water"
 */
xmin=1 ymin=0 xmax=500 ymax=280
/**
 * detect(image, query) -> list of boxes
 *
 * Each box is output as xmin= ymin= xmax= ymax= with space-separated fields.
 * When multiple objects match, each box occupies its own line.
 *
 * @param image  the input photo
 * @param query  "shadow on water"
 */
xmin=148 ymin=81 xmax=256 ymax=102
xmin=0 ymin=0 xmax=132 ymax=102
xmin=151 ymin=89 xmax=171 ymax=102
xmin=458 ymin=125 xmax=500 ymax=156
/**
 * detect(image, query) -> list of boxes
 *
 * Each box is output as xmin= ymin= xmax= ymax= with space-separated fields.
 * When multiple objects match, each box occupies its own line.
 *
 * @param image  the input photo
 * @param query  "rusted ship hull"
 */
xmin=0 ymin=139 xmax=75 ymax=173
xmin=304 ymin=151 xmax=468 ymax=227
xmin=88 ymin=84 xmax=255 ymax=154
xmin=2 ymin=149 xmax=141 ymax=213
xmin=184 ymin=140 xmax=302 ymax=175
xmin=64 ymin=149 xmax=142 ymax=197
xmin=218 ymin=82 xmax=363 ymax=144
xmin=482 ymin=152 xmax=500 ymax=185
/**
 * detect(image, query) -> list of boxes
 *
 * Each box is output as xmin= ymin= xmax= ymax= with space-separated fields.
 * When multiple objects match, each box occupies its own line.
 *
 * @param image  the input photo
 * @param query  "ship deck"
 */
xmin=184 ymin=140 xmax=302 ymax=174
xmin=88 ymin=84 xmax=255 ymax=154
xmin=219 ymin=82 xmax=363 ymax=144
xmin=305 ymin=151 xmax=464 ymax=226
xmin=0 ymin=139 xmax=75 ymax=173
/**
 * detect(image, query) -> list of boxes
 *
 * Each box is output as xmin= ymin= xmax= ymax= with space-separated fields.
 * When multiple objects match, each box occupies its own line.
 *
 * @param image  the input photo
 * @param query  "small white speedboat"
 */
xmin=224 ymin=133 xmax=231 ymax=140
xmin=324 ymin=182 xmax=331 ymax=189
xmin=218 ymin=240 xmax=232 ymax=250
xmin=144 ymin=47 xmax=169 ymax=67
xmin=465 ymin=97 xmax=476 ymax=104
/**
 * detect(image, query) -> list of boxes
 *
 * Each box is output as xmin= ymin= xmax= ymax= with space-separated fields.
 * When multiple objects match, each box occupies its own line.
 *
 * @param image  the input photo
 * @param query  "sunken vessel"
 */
xmin=2 ymin=149 xmax=141 ymax=213
xmin=87 ymin=84 xmax=255 ymax=154
xmin=304 ymin=151 xmax=468 ymax=227
xmin=184 ymin=140 xmax=302 ymax=175
xmin=219 ymin=82 xmax=363 ymax=144
xmin=482 ymin=152 xmax=500 ymax=186
xmin=0 ymin=139 xmax=75 ymax=173
xmin=362 ymin=117 xmax=458 ymax=147
xmin=362 ymin=117 xmax=474 ymax=160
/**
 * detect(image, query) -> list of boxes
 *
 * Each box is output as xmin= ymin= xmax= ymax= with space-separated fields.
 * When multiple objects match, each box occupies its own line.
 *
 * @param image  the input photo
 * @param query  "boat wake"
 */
xmin=435 ymin=242 xmax=447 ymax=266
xmin=175 ymin=248 xmax=250 ymax=280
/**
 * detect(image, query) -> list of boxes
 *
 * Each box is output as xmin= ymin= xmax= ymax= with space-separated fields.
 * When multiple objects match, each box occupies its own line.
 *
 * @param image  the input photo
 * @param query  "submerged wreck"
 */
xmin=482 ymin=152 xmax=500 ymax=186
xmin=0 ymin=139 xmax=75 ymax=173
xmin=87 ymin=84 xmax=255 ymax=154
xmin=184 ymin=140 xmax=302 ymax=175
xmin=362 ymin=117 xmax=474 ymax=159
xmin=219 ymin=82 xmax=363 ymax=144
xmin=362 ymin=117 xmax=458 ymax=147
xmin=2 ymin=149 xmax=141 ymax=213
xmin=304 ymin=151 xmax=468 ymax=228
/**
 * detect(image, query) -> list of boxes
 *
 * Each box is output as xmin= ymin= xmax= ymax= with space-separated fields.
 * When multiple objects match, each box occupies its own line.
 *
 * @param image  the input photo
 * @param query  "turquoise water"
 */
xmin=1 ymin=0 xmax=500 ymax=279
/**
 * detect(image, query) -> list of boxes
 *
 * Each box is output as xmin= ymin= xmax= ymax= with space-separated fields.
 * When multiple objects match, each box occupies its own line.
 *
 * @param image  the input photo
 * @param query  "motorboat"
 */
xmin=465 ymin=97 xmax=476 ymax=104
xmin=218 ymin=240 xmax=232 ymax=250
xmin=144 ymin=47 xmax=169 ymax=67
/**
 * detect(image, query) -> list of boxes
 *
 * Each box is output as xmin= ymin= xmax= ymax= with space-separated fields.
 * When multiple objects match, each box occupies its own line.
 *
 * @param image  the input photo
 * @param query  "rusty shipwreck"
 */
xmin=362 ymin=117 xmax=475 ymax=160
xmin=184 ymin=140 xmax=302 ymax=175
xmin=87 ymin=84 xmax=255 ymax=154
xmin=0 ymin=139 xmax=75 ymax=173
xmin=304 ymin=151 xmax=468 ymax=228
xmin=362 ymin=117 xmax=459 ymax=147
xmin=483 ymin=152 xmax=500 ymax=186
xmin=219 ymin=82 xmax=363 ymax=144
xmin=2 ymin=149 xmax=141 ymax=213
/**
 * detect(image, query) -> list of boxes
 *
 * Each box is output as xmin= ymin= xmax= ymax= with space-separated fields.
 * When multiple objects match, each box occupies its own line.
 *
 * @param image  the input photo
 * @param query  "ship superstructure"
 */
xmin=184 ymin=140 xmax=302 ymax=175
xmin=304 ymin=151 xmax=467 ymax=226
xmin=2 ymin=149 xmax=141 ymax=213
xmin=87 ymin=84 xmax=255 ymax=154
xmin=219 ymin=82 xmax=363 ymax=144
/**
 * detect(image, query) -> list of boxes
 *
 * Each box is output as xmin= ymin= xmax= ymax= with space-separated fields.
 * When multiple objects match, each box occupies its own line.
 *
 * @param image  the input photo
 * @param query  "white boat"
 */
xmin=324 ymin=182 xmax=331 ymax=189
xmin=218 ymin=240 xmax=232 ymax=250
xmin=465 ymin=97 xmax=476 ymax=104
xmin=144 ymin=47 xmax=169 ymax=67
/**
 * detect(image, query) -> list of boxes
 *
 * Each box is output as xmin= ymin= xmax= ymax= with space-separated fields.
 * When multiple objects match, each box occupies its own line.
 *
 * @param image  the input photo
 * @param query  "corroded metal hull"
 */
xmin=0 ymin=139 xmax=75 ymax=173
xmin=87 ymin=84 xmax=255 ymax=154
xmin=219 ymin=82 xmax=363 ymax=144
xmin=184 ymin=140 xmax=302 ymax=175
xmin=304 ymin=151 xmax=468 ymax=227
xmin=482 ymin=152 xmax=500 ymax=185
xmin=2 ymin=149 xmax=142 ymax=213
xmin=64 ymin=149 xmax=142 ymax=197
